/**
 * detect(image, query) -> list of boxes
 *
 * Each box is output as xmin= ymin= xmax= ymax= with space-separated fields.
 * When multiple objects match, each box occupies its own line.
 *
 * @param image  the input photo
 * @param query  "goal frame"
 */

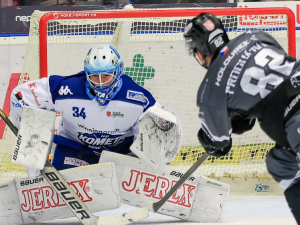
xmin=28 ymin=7 xmax=297 ymax=194
xmin=39 ymin=7 xmax=296 ymax=78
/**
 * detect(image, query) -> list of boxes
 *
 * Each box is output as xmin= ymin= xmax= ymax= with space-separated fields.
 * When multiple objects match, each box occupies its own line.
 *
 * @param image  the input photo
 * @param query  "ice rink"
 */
xmin=40 ymin=194 xmax=297 ymax=225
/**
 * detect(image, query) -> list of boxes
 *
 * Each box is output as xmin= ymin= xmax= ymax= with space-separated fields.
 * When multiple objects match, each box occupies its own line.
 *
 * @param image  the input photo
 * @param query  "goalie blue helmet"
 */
xmin=84 ymin=44 xmax=124 ymax=106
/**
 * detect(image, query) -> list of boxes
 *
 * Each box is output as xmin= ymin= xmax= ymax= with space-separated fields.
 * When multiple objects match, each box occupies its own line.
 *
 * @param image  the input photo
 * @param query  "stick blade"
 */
xmin=97 ymin=207 xmax=149 ymax=225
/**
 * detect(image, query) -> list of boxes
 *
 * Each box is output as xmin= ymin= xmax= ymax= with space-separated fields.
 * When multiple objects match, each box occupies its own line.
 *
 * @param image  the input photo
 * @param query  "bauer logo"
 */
xmin=13 ymin=134 xmax=22 ymax=161
xmin=126 ymin=90 xmax=149 ymax=108
xmin=255 ymin=184 xmax=270 ymax=193
xmin=170 ymin=171 xmax=195 ymax=182
xmin=19 ymin=177 xmax=93 ymax=213
xmin=121 ymin=168 xmax=196 ymax=209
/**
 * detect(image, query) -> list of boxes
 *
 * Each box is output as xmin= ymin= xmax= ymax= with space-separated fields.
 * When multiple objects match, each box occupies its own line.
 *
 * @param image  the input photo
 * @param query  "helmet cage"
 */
xmin=84 ymin=45 xmax=124 ymax=105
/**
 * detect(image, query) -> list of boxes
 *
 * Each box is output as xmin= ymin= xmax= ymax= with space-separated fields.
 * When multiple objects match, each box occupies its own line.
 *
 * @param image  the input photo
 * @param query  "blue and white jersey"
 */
xmin=10 ymin=72 xmax=158 ymax=154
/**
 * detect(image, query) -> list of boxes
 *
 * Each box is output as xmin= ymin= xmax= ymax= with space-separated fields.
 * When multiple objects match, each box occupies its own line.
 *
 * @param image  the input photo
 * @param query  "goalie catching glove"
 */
xmin=197 ymin=128 xmax=232 ymax=157
xmin=130 ymin=105 xmax=182 ymax=169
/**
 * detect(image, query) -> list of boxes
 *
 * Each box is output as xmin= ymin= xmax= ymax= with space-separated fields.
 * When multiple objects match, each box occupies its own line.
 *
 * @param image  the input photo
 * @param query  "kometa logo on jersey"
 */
xmin=78 ymin=132 xmax=125 ymax=149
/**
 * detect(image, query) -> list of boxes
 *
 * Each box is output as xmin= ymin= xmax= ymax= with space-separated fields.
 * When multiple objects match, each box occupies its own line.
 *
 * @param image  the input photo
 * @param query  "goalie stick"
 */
xmin=140 ymin=152 xmax=209 ymax=212
xmin=0 ymin=108 xmax=148 ymax=225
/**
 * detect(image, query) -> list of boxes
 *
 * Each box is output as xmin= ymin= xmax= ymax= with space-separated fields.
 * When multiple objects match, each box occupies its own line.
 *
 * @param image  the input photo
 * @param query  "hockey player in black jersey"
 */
xmin=184 ymin=13 xmax=300 ymax=224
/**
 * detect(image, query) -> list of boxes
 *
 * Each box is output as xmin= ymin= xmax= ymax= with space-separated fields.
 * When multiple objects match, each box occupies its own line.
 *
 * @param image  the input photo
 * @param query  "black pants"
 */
xmin=266 ymin=110 xmax=300 ymax=190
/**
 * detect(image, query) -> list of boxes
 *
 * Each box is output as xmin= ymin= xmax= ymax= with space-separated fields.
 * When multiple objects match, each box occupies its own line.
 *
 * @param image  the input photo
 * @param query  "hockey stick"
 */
xmin=140 ymin=152 xmax=209 ymax=212
xmin=0 ymin=108 xmax=148 ymax=225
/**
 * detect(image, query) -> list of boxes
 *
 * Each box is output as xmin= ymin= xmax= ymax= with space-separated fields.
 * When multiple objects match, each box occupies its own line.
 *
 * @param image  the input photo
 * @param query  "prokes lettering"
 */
xmin=122 ymin=170 xmax=196 ymax=208
xmin=20 ymin=175 xmax=92 ymax=218
xmin=13 ymin=134 xmax=22 ymax=161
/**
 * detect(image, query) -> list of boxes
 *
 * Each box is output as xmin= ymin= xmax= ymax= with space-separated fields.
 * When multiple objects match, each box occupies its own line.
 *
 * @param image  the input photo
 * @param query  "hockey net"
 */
xmin=0 ymin=7 xmax=296 ymax=192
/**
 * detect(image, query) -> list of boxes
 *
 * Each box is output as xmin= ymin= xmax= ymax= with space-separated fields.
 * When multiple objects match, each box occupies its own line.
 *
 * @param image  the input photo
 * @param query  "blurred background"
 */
xmin=1 ymin=0 xmax=297 ymax=8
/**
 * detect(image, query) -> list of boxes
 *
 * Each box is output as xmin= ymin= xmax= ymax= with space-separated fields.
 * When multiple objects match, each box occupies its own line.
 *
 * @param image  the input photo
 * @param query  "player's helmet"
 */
xmin=84 ymin=45 xmax=124 ymax=106
xmin=183 ymin=13 xmax=229 ymax=67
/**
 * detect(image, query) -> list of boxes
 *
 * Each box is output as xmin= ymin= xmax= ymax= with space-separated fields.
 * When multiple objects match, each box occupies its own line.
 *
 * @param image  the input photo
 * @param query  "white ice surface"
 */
xmin=38 ymin=196 xmax=296 ymax=225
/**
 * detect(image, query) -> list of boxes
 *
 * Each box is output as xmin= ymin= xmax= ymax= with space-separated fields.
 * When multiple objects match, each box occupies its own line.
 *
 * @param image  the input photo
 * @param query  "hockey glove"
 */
xmin=198 ymin=128 xmax=232 ymax=157
xmin=231 ymin=116 xmax=255 ymax=135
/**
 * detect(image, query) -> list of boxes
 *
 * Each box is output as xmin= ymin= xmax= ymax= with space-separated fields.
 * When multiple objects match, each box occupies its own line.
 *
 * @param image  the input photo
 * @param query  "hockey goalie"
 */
xmin=0 ymin=44 xmax=229 ymax=224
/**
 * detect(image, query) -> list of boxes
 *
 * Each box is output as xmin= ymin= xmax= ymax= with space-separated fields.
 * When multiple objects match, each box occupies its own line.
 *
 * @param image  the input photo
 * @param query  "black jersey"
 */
xmin=197 ymin=30 xmax=300 ymax=148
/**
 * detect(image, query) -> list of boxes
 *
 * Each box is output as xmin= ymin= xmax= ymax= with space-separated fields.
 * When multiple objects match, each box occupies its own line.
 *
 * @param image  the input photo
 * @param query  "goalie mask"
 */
xmin=84 ymin=45 xmax=124 ymax=106
xmin=183 ymin=13 xmax=229 ymax=68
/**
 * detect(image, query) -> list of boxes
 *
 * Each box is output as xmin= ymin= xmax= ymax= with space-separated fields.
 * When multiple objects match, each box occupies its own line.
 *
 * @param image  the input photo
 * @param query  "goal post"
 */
xmin=0 ymin=7 xmax=296 ymax=194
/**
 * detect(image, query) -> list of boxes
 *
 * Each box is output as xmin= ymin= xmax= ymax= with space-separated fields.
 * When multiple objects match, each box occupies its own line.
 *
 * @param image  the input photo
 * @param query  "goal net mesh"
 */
xmin=0 ymin=8 xmax=292 ymax=183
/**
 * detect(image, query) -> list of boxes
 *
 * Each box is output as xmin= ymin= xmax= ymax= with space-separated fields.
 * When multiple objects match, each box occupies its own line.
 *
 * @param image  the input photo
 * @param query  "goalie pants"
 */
xmin=266 ymin=110 xmax=300 ymax=191
xmin=52 ymin=135 xmax=132 ymax=170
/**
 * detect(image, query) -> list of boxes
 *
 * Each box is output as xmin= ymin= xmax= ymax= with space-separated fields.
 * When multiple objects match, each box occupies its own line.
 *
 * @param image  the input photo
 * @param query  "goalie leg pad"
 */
xmin=0 ymin=162 xmax=120 ymax=224
xmin=100 ymin=150 xmax=230 ymax=223
xmin=0 ymin=180 xmax=23 ymax=225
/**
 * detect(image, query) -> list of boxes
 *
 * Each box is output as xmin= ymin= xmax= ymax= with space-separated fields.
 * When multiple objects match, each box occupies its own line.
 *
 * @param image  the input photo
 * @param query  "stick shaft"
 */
xmin=153 ymin=152 xmax=209 ymax=211
xmin=0 ymin=109 xmax=18 ymax=135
